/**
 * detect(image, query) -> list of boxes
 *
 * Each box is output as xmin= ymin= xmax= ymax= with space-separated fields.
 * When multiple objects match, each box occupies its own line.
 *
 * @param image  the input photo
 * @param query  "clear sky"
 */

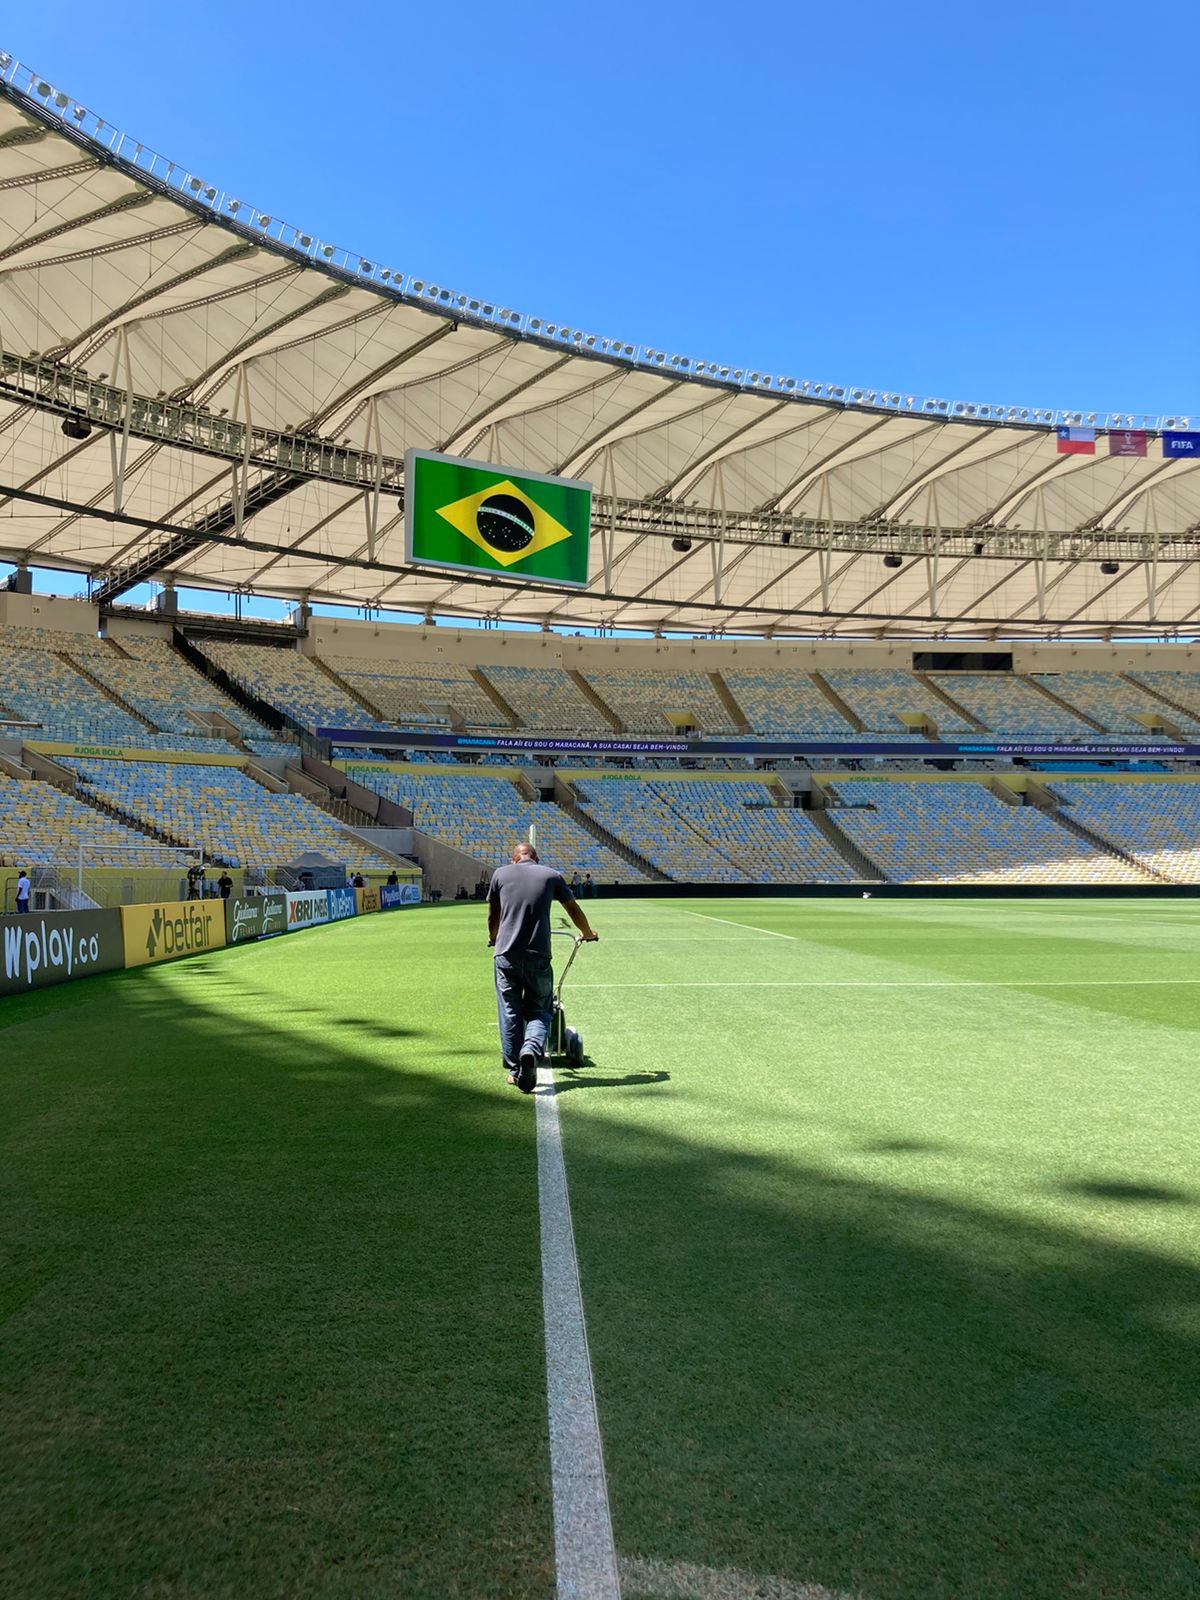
xmin=8 ymin=1 xmax=1196 ymax=420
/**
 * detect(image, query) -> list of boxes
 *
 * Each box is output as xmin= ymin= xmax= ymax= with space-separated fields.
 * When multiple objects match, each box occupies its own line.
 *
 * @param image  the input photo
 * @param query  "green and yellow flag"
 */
xmin=405 ymin=450 xmax=591 ymax=588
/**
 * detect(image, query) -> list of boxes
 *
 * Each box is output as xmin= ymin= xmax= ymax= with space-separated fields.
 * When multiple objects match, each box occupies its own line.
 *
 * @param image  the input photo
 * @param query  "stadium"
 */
xmin=2 ymin=35 xmax=1198 ymax=1600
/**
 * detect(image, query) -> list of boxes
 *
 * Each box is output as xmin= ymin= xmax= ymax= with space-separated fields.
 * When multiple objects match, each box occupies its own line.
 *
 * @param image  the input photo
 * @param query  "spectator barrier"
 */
xmin=225 ymin=893 xmax=288 ymax=944
xmin=1 ymin=874 xmax=428 ymax=1002
xmin=121 ymin=899 xmax=227 ymax=968
xmin=287 ymin=891 xmax=331 ymax=931
xmin=381 ymin=883 xmax=421 ymax=909
xmin=326 ymin=887 xmax=358 ymax=922
xmin=1 ymin=906 xmax=125 ymax=996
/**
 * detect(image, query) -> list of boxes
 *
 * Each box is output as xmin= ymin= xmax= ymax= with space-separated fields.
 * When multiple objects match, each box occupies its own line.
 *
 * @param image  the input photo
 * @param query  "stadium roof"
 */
xmin=1 ymin=53 xmax=1199 ymax=640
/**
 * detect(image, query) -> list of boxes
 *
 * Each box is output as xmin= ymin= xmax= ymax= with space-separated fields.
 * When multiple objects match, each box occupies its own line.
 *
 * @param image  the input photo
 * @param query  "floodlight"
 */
xmin=882 ymin=554 xmax=903 ymax=569
xmin=228 ymin=200 xmax=241 ymax=213
xmin=258 ymin=216 xmax=271 ymax=227
xmin=671 ymin=537 xmax=692 ymax=552
xmin=61 ymin=417 xmax=91 ymax=440
xmin=1100 ymin=561 xmax=1120 ymax=575
xmin=54 ymin=92 xmax=68 ymax=107
xmin=323 ymin=245 xmax=334 ymax=258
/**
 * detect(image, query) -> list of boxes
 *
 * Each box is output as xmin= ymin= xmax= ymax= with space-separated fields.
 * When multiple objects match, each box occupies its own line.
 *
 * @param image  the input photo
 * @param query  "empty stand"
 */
xmin=823 ymin=669 xmax=974 ymax=734
xmin=1123 ymin=672 xmax=1200 ymax=730
xmin=345 ymin=765 xmax=644 ymax=881
xmin=322 ymin=655 xmax=509 ymax=729
xmin=574 ymin=777 xmax=859 ymax=883
xmin=1047 ymin=781 xmax=1200 ymax=882
xmin=61 ymin=758 xmax=396 ymax=871
xmin=928 ymin=674 xmax=1094 ymax=737
xmin=478 ymin=664 xmax=600 ymax=731
xmin=0 ymin=770 xmax=180 ymax=868
xmin=720 ymin=670 xmax=855 ymax=735
xmin=580 ymin=670 xmax=736 ymax=734
xmin=825 ymin=780 xmax=1144 ymax=884
xmin=195 ymin=640 xmax=392 ymax=735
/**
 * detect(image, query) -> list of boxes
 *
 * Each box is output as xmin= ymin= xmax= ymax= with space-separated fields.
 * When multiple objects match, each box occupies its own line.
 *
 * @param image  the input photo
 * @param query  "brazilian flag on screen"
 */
xmin=404 ymin=449 xmax=591 ymax=588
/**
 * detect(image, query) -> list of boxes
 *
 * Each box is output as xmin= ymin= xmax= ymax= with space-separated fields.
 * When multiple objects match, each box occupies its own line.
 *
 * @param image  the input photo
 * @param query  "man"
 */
xmin=386 ymin=870 xmax=400 ymax=887
xmin=15 ymin=868 xmax=31 ymax=915
xmin=186 ymin=861 xmax=205 ymax=901
xmin=351 ymin=871 xmax=366 ymax=889
xmin=217 ymin=870 xmax=234 ymax=900
xmin=487 ymin=843 xmax=597 ymax=1094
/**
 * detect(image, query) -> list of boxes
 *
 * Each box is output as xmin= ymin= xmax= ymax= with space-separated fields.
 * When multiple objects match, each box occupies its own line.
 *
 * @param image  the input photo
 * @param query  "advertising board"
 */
xmin=326 ymin=887 xmax=358 ymax=922
xmin=380 ymin=883 xmax=420 ymax=909
xmin=356 ymin=887 xmax=381 ymax=914
xmin=1 ymin=907 xmax=125 ymax=997
xmin=225 ymin=894 xmax=288 ymax=945
xmin=286 ymin=891 xmax=330 ymax=931
xmin=121 ymin=899 xmax=227 ymax=969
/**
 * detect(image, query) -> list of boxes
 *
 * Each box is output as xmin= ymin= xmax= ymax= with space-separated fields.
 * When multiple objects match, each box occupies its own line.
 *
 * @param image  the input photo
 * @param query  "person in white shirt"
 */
xmin=15 ymin=869 xmax=31 ymax=914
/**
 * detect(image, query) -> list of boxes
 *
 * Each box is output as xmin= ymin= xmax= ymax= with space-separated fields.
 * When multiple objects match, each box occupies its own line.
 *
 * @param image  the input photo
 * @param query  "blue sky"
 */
xmin=3 ymin=4 xmax=1194 ymax=622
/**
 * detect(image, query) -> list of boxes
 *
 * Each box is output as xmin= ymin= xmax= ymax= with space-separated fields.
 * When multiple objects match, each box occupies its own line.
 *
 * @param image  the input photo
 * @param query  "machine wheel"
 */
xmin=565 ymin=1027 xmax=584 ymax=1064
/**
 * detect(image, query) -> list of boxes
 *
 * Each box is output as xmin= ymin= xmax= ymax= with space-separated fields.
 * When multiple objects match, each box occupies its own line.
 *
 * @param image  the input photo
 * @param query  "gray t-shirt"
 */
xmin=488 ymin=861 xmax=571 ymax=959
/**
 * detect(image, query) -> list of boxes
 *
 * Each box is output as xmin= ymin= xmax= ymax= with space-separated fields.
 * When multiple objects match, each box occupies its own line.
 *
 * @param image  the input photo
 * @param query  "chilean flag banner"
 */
xmin=1056 ymin=427 xmax=1096 ymax=455
xmin=1108 ymin=429 xmax=1148 ymax=457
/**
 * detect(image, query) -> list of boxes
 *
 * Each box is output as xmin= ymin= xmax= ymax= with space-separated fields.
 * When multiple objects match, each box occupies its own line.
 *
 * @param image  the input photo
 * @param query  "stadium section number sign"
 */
xmin=405 ymin=449 xmax=591 ymax=588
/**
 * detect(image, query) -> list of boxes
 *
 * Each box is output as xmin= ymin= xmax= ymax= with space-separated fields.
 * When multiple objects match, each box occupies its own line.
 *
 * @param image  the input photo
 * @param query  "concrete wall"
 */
xmin=0 ymin=592 xmax=100 ymax=633
xmin=303 ymin=615 xmax=1200 ymax=676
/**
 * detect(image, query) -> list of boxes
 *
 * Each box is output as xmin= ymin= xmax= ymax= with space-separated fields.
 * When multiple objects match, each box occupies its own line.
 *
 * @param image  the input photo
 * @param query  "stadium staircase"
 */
xmin=916 ymin=673 xmax=988 ymax=731
xmin=311 ymin=656 xmax=388 ymax=723
xmin=553 ymin=778 xmax=671 ymax=882
xmin=708 ymin=672 xmax=752 ymax=733
xmin=1025 ymin=781 xmax=1171 ymax=883
xmin=810 ymin=672 xmax=866 ymax=731
xmin=807 ymin=803 xmax=887 ymax=881
xmin=1025 ymin=677 xmax=1108 ymax=733
xmin=60 ymin=650 xmax=159 ymax=733
xmin=470 ymin=669 xmax=522 ymax=728
xmin=173 ymin=631 xmax=302 ymax=741
xmin=566 ymin=669 xmax=624 ymax=731
xmin=71 ymin=777 xmax=196 ymax=855
xmin=1121 ymin=672 xmax=1198 ymax=728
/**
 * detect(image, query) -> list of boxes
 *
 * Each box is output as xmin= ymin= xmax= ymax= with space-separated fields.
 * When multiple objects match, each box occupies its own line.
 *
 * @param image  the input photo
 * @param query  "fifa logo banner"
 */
xmin=121 ymin=901 xmax=226 ymax=968
xmin=405 ymin=449 xmax=591 ymax=588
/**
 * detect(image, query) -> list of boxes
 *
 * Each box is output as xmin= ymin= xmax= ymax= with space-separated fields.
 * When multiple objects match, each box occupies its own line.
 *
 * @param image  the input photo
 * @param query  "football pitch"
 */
xmin=3 ymin=898 xmax=1199 ymax=1600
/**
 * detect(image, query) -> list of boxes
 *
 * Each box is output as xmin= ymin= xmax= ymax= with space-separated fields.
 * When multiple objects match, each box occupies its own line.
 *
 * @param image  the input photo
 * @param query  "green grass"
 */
xmin=4 ymin=899 xmax=1200 ymax=1599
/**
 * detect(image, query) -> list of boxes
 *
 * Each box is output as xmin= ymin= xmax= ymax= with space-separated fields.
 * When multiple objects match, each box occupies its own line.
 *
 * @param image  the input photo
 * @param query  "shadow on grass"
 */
xmin=1 ymin=940 xmax=1198 ymax=1600
xmin=1060 ymin=1178 xmax=1196 ymax=1204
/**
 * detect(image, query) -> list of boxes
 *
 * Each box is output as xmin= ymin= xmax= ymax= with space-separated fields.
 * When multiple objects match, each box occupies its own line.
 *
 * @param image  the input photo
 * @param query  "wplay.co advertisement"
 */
xmin=1 ymin=908 xmax=125 ymax=996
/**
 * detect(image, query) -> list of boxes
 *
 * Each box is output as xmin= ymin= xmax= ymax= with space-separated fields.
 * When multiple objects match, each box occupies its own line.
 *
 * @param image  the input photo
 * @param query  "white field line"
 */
xmin=618 ymin=1554 xmax=863 ymax=1600
xmin=677 ymin=909 xmax=796 ymax=939
xmin=535 ymin=1061 xmax=620 ymax=1600
xmin=572 ymin=977 xmax=1200 ymax=990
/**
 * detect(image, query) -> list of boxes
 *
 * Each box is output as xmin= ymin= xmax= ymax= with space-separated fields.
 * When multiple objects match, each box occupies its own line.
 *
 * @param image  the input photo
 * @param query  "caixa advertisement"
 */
xmin=225 ymin=894 xmax=288 ymax=945
xmin=1 ymin=908 xmax=125 ymax=997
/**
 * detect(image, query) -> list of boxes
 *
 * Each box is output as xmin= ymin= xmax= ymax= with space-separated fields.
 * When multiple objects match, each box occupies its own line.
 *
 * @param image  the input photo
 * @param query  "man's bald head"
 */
xmin=512 ymin=842 xmax=539 ymax=863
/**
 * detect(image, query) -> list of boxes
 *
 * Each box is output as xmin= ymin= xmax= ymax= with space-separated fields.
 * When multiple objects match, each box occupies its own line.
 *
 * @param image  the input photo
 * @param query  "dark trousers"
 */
xmin=16 ymin=898 xmax=29 ymax=915
xmin=494 ymin=952 xmax=554 ymax=1071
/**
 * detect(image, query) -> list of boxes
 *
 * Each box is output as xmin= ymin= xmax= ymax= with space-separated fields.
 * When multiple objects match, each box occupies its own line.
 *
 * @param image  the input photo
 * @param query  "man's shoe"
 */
xmin=517 ymin=1051 xmax=538 ymax=1093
